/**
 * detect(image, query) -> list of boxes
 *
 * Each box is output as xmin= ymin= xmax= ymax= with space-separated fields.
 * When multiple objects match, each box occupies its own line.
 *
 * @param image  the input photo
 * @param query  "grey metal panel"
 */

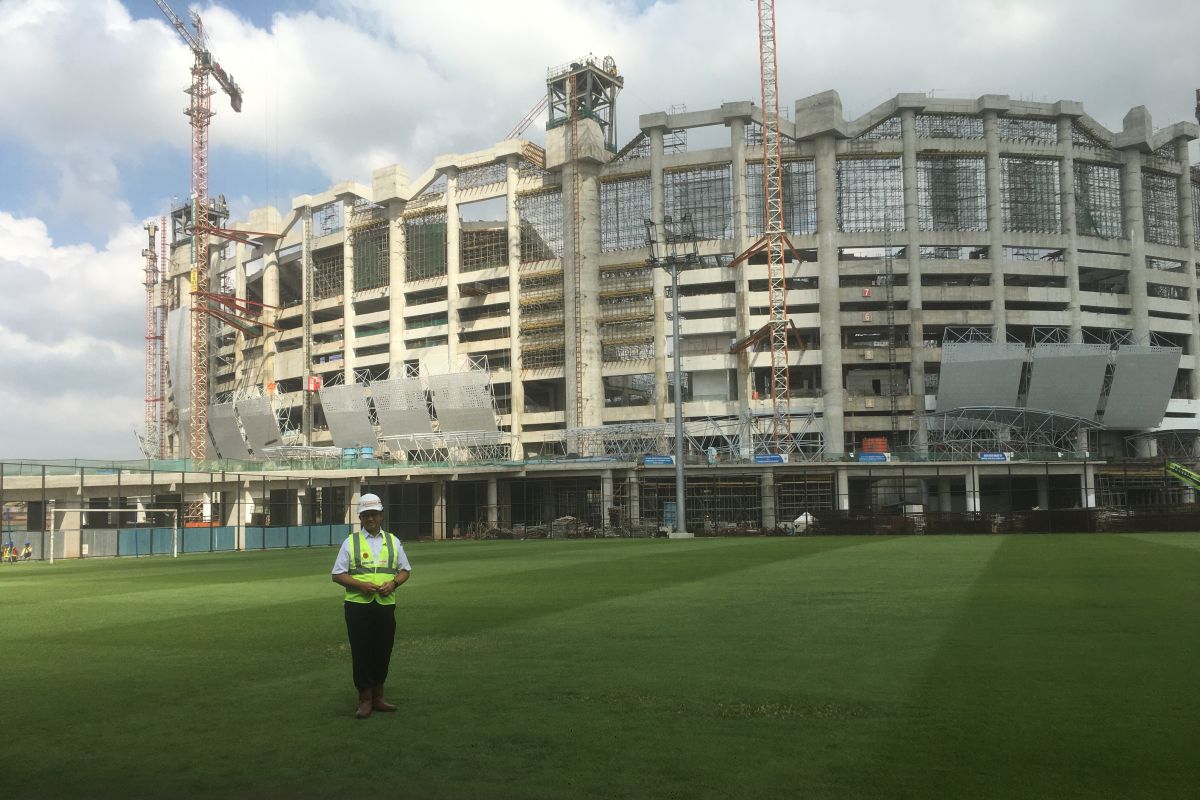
xmin=318 ymin=385 xmax=380 ymax=449
xmin=166 ymin=309 xmax=190 ymax=412
xmin=1103 ymin=346 xmax=1181 ymax=428
xmin=372 ymin=377 xmax=434 ymax=437
xmin=428 ymin=371 xmax=498 ymax=433
xmin=935 ymin=343 xmax=1026 ymax=411
xmin=208 ymin=402 xmax=252 ymax=460
xmin=236 ymin=396 xmax=282 ymax=452
xmin=1025 ymin=344 xmax=1110 ymax=420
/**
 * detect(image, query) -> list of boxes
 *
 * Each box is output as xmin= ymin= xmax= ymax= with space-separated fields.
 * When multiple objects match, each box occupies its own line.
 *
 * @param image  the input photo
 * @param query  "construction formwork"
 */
xmin=1074 ymin=162 xmax=1124 ymax=239
xmin=1142 ymin=170 xmax=1181 ymax=246
xmin=746 ymin=160 xmax=816 ymax=235
xmin=1001 ymin=157 xmax=1061 ymax=233
xmin=599 ymin=176 xmax=651 ymax=252
xmin=916 ymin=156 xmax=987 ymax=231
xmin=837 ymin=158 xmax=903 ymax=232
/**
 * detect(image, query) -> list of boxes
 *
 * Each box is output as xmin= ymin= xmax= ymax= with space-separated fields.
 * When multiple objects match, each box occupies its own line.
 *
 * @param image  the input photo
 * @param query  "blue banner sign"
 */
xmin=857 ymin=452 xmax=889 ymax=463
xmin=644 ymin=455 xmax=675 ymax=466
xmin=754 ymin=454 xmax=788 ymax=465
xmin=979 ymin=452 xmax=1009 ymax=461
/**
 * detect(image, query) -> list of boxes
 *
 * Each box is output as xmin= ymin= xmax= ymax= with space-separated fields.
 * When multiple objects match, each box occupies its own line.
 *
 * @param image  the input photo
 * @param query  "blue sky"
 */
xmin=0 ymin=0 xmax=1197 ymax=458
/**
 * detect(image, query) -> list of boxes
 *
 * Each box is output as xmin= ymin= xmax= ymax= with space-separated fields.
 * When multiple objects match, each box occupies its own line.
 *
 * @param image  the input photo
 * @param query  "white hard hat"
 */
xmin=357 ymin=493 xmax=383 ymax=515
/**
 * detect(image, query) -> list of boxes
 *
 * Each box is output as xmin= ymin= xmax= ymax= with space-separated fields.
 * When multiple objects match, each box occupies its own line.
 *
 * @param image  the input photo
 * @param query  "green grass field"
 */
xmin=2 ymin=534 xmax=1198 ymax=799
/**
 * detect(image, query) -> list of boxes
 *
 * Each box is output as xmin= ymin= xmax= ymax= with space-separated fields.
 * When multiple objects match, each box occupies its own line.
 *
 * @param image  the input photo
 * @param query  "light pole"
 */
xmin=645 ymin=215 xmax=698 ymax=538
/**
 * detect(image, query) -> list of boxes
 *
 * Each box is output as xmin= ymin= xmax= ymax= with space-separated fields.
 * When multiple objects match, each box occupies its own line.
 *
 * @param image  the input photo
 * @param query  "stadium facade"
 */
xmin=20 ymin=63 xmax=1198 ymax=542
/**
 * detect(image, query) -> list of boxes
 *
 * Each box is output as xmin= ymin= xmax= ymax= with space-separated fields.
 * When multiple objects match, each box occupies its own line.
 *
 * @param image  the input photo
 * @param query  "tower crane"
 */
xmin=154 ymin=0 xmax=243 ymax=463
xmin=731 ymin=0 xmax=795 ymax=452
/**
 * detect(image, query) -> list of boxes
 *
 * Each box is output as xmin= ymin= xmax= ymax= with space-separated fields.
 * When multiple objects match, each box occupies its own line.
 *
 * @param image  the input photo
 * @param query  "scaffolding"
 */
xmin=460 ymin=223 xmax=508 ymax=272
xmin=917 ymin=156 xmax=987 ymax=231
xmin=1193 ymin=179 xmax=1200 ymax=245
xmin=613 ymin=132 xmax=650 ymax=162
xmin=1142 ymin=170 xmax=1180 ymax=246
xmin=352 ymin=226 xmax=389 ymax=291
xmin=924 ymin=406 xmax=1100 ymax=458
xmin=404 ymin=210 xmax=447 ymax=280
xmin=663 ymin=166 xmax=732 ymax=240
xmin=857 ymin=116 xmax=901 ymax=139
xmin=1074 ymin=162 xmax=1123 ymax=239
xmin=599 ymin=263 xmax=655 ymax=362
xmin=746 ymin=160 xmax=816 ymax=235
xmin=1001 ymin=157 xmax=1061 ymax=233
xmin=519 ymin=266 xmax=565 ymax=370
xmin=998 ymin=117 xmax=1057 ymax=144
xmin=311 ymin=246 xmax=343 ymax=300
xmin=837 ymin=158 xmax=903 ymax=232
xmin=457 ymin=162 xmax=507 ymax=190
xmin=517 ymin=190 xmax=563 ymax=262
xmin=915 ymin=113 xmax=983 ymax=139
xmin=1071 ymin=121 xmax=1108 ymax=149
xmin=600 ymin=176 xmax=652 ymax=252
xmin=312 ymin=202 xmax=344 ymax=236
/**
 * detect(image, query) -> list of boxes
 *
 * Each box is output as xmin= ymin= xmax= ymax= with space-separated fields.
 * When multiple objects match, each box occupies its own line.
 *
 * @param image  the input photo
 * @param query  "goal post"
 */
xmin=48 ymin=507 xmax=180 ymax=564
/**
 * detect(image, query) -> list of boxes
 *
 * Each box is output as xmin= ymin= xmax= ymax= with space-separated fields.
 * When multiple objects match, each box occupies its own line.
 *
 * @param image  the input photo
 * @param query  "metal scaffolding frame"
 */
xmin=663 ymin=166 xmax=732 ymax=240
xmin=915 ymin=113 xmax=983 ymax=139
xmin=837 ymin=158 xmax=903 ymax=232
xmin=1142 ymin=170 xmax=1180 ymax=246
xmin=1001 ymin=157 xmax=1061 ymax=233
xmin=312 ymin=202 xmax=344 ymax=236
xmin=1074 ymin=162 xmax=1123 ymax=239
xmin=1071 ymin=121 xmax=1108 ymax=149
xmin=746 ymin=160 xmax=816 ymax=235
xmin=404 ymin=210 xmax=448 ymax=280
xmin=517 ymin=190 xmax=563 ymax=262
xmin=1191 ymin=179 xmax=1199 ymax=245
xmin=460 ymin=222 xmax=509 ymax=272
xmin=457 ymin=162 xmax=507 ymax=190
xmin=924 ymin=406 xmax=1101 ymax=458
xmin=600 ymin=176 xmax=652 ymax=252
xmin=857 ymin=116 xmax=901 ymax=139
xmin=351 ymin=225 xmax=389 ymax=291
xmin=599 ymin=262 xmax=655 ymax=362
xmin=917 ymin=156 xmax=987 ymax=231
xmin=998 ymin=117 xmax=1058 ymax=143
xmin=311 ymin=246 xmax=343 ymax=300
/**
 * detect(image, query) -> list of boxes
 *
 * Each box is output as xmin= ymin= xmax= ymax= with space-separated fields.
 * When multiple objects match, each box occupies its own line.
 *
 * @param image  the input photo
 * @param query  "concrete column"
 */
xmin=835 ymin=466 xmax=850 ymax=511
xmin=486 ymin=477 xmax=498 ymax=526
xmin=445 ymin=169 xmax=461 ymax=367
xmin=1176 ymin=138 xmax=1200 ymax=399
xmin=348 ymin=477 xmax=362 ymax=526
xmin=261 ymin=252 xmax=279 ymax=395
xmin=1121 ymin=150 xmax=1150 ymax=342
xmin=729 ymin=114 xmax=754 ymax=408
xmin=505 ymin=156 xmax=525 ymax=458
xmin=388 ymin=203 xmax=406 ymax=373
xmin=57 ymin=508 xmax=82 ymax=558
xmin=815 ymin=135 xmax=844 ymax=454
xmin=600 ymin=469 xmax=614 ymax=529
xmin=900 ymin=107 xmax=925 ymax=451
xmin=564 ymin=164 xmax=604 ymax=428
xmin=627 ymin=470 xmax=641 ymax=524
xmin=342 ymin=198 xmax=357 ymax=383
xmin=965 ymin=467 xmax=981 ymax=513
xmin=432 ymin=480 xmax=446 ymax=540
xmin=649 ymin=126 xmax=668 ymax=423
xmin=1036 ymin=474 xmax=1050 ymax=509
xmin=1058 ymin=117 xmax=1084 ymax=341
xmin=497 ymin=479 xmax=512 ymax=528
xmin=937 ymin=476 xmax=953 ymax=513
xmin=760 ymin=470 xmax=777 ymax=529
xmin=1081 ymin=462 xmax=1096 ymax=508
xmin=983 ymin=110 xmax=1008 ymax=338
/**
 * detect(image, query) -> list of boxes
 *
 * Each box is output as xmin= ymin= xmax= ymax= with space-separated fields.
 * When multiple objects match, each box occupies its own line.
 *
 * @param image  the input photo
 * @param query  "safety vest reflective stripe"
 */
xmin=344 ymin=530 xmax=402 ymax=605
xmin=348 ymin=532 xmax=397 ymax=574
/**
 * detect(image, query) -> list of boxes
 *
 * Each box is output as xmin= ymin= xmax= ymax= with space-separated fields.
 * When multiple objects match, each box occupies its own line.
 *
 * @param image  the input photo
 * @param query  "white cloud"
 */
xmin=0 ymin=212 xmax=144 ymax=458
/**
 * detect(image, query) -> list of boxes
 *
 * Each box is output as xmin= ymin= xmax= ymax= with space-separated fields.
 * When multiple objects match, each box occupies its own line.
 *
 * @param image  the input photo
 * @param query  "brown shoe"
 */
xmin=355 ymin=688 xmax=373 ymax=719
xmin=371 ymin=685 xmax=398 ymax=712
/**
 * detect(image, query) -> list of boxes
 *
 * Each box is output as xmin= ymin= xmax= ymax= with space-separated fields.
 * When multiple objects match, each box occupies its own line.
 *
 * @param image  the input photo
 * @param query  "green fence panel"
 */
xmin=182 ymin=528 xmax=212 ymax=553
xmin=213 ymin=527 xmax=236 ymax=551
xmin=245 ymin=527 xmax=265 ymax=550
xmin=264 ymin=528 xmax=289 ymax=549
xmin=287 ymin=526 xmax=309 ymax=547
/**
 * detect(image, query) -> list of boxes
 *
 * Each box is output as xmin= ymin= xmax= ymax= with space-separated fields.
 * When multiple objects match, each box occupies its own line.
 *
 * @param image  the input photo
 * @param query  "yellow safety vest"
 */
xmin=344 ymin=530 xmax=403 ymax=605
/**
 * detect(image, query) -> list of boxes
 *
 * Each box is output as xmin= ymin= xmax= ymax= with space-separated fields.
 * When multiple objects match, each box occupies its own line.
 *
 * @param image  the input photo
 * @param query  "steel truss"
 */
xmin=378 ymin=431 xmax=515 ymax=466
xmin=924 ymin=406 xmax=1101 ymax=458
xmin=565 ymin=412 xmax=825 ymax=463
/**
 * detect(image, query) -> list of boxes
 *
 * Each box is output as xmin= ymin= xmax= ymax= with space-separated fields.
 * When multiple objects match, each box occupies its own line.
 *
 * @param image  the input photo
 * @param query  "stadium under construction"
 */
xmin=6 ymin=60 xmax=1200 ymax=553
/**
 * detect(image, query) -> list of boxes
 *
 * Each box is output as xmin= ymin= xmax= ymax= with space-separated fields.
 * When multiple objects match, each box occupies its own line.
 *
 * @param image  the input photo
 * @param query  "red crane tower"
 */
xmin=154 ymin=0 xmax=244 ymax=463
xmin=731 ymin=0 xmax=796 ymax=452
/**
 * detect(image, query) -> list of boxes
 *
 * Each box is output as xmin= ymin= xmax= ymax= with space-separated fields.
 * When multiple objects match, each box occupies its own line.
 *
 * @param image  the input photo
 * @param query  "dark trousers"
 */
xmin=344 ymin=600 xmax=397 ymax=690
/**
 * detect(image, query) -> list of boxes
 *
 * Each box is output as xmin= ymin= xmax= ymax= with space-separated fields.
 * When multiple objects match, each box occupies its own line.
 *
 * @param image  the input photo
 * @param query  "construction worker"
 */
xmin=331 ymin=493 xmax=412 ymax=719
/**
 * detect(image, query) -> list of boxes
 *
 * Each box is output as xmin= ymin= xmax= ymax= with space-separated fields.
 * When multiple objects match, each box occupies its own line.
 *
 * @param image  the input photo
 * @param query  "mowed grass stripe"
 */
xmin=858 ymin=534 xmax=1200 ymax=800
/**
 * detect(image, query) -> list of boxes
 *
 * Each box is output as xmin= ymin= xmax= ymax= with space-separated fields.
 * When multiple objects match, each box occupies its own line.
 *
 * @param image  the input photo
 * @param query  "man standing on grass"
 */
xmin=331 ymin=493 xmax=412 ymax=719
